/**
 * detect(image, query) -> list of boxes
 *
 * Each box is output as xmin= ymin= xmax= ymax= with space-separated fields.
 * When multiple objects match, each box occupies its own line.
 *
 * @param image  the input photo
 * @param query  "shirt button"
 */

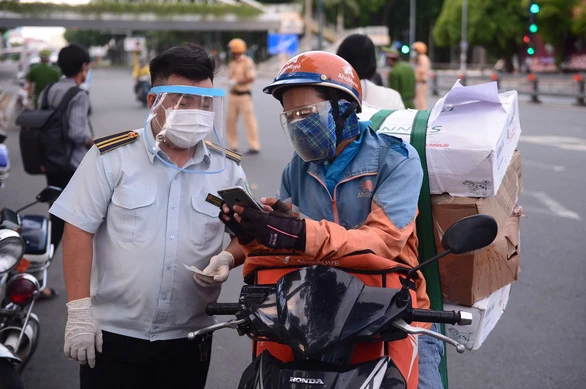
xmin=167 ymin=265 xmax=171 ymax=271
xmin=162 ymin=296 xmax=167 ymax=301
xmin=324 ymin=161 xmax=329 ymax=165
xmin=152 ymin=335 xmax=157 ymax=340
xmin=171 ymin=205 xmax=176 ymax=210
xmin=170 ymin=235 xmax=175 ymax=239
xmin=153 ymin=325 xmax=159 ymax=330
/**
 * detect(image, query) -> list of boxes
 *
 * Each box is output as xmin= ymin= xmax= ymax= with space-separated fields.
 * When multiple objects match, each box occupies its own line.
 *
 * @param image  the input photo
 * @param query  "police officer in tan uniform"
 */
xmin=412 ymin=41 xmax=431 ymax=110
xmin=226 ymin=38 xmax=260 ymax=154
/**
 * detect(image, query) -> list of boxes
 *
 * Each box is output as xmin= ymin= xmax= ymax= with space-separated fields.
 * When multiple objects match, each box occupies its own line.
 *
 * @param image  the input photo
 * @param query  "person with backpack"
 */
xmin=36 ymin=44 xmax=93 ymax=299
xmin=197 ymin=51 xmax=444 ymax=388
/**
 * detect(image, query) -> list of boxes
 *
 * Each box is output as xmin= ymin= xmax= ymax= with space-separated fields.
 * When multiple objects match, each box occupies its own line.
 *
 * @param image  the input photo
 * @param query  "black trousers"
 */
xmin=80 ymin=331 xmax=213 ymax=389
xmin=45 ymin=168 xmax=74 ymax=248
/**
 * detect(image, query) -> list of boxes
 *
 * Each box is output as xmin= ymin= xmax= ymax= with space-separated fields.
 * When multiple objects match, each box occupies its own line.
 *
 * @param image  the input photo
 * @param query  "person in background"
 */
xmin=34 ymin=44 xmax=94 ymax=300
xmin=132 ymin=52 xmax=150 ymax=94
xmin=412 ymin=41 xmax=431 ymax=110
xmin=337 ymin=34 xmax=405 ymax=110
xmin=384 ymin=48 xmax=417 ymax=109
xmin=226 ymin=38 xmax=260 ymax=154
xmin=26 ymin=49 xmax=61 ymax=108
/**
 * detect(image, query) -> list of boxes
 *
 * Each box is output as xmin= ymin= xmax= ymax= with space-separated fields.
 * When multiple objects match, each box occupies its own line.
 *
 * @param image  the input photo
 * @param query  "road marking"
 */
xmin=524 ymin=191 xmax=582 ymax=220
xmin=522 ymin=159 xmax=566 ymax=172
xmin=520 ymin=135 xmax=586 ymax=152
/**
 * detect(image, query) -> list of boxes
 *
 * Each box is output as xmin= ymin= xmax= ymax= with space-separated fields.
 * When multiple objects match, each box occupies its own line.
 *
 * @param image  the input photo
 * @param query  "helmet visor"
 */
xmin=145 ymin=85 xmax=226 ymax=174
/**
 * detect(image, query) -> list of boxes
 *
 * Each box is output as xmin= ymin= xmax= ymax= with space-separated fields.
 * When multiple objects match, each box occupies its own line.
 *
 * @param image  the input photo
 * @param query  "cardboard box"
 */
xmin=358 ymin=81 xmax=521 ymax=197
xmin=432 ymin=150 xmax=523 ymax=234
xmin=435 ymin=211 xmax=521 ymax=306
xmin=444 ymin=283 xmax=512 ymax=350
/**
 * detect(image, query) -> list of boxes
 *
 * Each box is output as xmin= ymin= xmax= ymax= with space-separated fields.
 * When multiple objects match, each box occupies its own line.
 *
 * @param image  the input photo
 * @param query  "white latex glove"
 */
xmin=64 ymin=297 xmax=103 ymax=368
xmin=193 ymin=251 xmax=234 ymax=287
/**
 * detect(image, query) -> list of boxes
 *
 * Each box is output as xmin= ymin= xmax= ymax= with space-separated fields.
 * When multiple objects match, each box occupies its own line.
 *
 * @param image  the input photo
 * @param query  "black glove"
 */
xmin=218 ymin=201 xmax=254 ymax=245
xmin=240 ymin=208 xmax=306 ymax=251
xmin=270 ymin=199 xmax=297 ymax=219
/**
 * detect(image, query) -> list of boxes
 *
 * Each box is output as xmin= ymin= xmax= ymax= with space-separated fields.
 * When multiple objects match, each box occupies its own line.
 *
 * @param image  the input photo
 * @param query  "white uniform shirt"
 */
xmin=50 ymin=126 xmax=246 ymax=341
xmin=360 ymin=79 xmax=406 ymax=111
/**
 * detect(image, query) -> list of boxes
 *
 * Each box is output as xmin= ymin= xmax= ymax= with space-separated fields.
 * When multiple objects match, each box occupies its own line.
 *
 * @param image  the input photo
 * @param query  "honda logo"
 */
xmin=289 ymin=377 xmax=325 ymax=385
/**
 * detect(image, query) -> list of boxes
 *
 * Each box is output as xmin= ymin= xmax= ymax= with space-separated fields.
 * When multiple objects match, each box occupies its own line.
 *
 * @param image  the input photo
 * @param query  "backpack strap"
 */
xmin=55 ymin=86 xmax=83 ymax=116
xmin=39 ymin=83 xmax=55 ymax=110
xmin=410 ymin=109 xmax=449 ymax=388
xmin=369 ymin=109 xmax=395 ymax=132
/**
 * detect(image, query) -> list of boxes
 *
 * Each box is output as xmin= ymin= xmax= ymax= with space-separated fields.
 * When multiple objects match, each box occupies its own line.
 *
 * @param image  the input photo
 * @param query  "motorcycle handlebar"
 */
xmin=206 ymin=303 xmax=241 ymax=316
xmin=410 ymin=309 xmax=472 ymax=325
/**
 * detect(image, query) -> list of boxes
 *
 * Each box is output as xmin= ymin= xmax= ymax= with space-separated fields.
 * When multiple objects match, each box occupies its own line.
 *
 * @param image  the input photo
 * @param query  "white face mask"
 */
xmin=162 ymin=109 xmax=215 ymax=149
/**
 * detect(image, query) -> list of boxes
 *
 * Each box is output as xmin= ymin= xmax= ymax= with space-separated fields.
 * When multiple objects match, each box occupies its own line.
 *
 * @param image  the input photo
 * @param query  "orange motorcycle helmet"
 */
xmin=263 ymin=51 xmax=363 ymax=113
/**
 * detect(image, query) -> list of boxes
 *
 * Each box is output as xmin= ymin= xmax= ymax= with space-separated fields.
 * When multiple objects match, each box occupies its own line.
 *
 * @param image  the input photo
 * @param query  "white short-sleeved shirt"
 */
xmin=50 ymin=126 xmax=247 ymax=341
xmin=360 ymin=79 xmax=406 ymax=111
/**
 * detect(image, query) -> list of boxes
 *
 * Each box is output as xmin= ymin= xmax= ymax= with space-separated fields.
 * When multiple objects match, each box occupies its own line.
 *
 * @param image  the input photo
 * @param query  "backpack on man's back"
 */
xmin=15 ymin=84 xmax=82 ymax=175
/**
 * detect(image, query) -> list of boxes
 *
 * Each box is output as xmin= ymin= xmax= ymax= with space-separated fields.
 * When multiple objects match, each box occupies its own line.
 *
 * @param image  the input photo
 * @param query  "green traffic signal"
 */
xmin=530 ymin=4 xmax=540 ymax=14
xmin=529 ymin=24 xmax=538 ymax=33
xmin=401 ymin=45 xmax=410 ymax=54
xmin=527 ymin=47 xmax=535 ymax=55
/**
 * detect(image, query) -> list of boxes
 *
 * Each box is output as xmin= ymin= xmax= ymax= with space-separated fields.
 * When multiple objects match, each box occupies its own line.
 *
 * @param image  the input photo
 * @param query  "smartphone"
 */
xmin=217 ymin=186 xmax=264 ymax=211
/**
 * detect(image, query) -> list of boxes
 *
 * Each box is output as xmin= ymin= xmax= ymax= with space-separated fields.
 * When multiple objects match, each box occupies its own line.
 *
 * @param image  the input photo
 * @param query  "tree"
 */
xmin=323 ymin=0 xmax=359 ymax=34
xmin=434 ymin=0 xmax=526 ymax=72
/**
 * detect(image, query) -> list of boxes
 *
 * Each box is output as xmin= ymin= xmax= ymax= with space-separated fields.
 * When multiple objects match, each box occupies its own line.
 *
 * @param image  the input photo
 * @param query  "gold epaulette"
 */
xmin=94 ymin=131 xmax=139 ymax=155
xmin=204 ymin=140 xmax=241 ymax=165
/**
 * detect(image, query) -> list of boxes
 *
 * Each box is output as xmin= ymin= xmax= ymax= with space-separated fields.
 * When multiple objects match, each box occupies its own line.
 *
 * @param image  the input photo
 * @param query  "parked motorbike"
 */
xmin=188 ymin=214 xmax=498 ymax=388
xmin=14 ymin=72 xmax=30 ymax=114
xmin=136 ymin=75 xmax=150 ymax=107
xmin=0 ymin=186 xmax=61 ymax=387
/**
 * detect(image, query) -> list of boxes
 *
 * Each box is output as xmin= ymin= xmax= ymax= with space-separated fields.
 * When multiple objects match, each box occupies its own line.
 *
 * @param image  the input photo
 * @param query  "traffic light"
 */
xmin=526 ymin=1 xmax=539 ymax=56
xmin=401 ymin=44 xmax=410 ymax=55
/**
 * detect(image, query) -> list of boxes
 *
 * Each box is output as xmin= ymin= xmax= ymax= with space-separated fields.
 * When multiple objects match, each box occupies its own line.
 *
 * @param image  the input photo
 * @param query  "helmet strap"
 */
xmin=328 ymin=89 xmax=359 ymax=146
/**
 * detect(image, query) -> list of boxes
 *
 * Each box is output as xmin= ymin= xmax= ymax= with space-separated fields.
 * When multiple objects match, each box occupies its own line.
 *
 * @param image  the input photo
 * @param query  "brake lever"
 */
xmin=187 ymin=318 xmax=249 ymax=340
xmin=391 ymin=318 xmax=466 ymax=353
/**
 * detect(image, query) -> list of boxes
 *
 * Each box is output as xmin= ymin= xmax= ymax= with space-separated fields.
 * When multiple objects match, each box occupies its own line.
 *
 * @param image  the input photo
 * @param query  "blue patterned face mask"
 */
xmin=280 ymin=101 xmax=361 ymax=163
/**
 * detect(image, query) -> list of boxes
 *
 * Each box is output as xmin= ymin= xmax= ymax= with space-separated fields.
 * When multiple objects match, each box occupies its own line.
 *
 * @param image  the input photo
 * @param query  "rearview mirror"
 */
xmin=36 ymin=186 xmax=63 ymax=203
xmin=441 ymin=214 xmax=498 ymax=254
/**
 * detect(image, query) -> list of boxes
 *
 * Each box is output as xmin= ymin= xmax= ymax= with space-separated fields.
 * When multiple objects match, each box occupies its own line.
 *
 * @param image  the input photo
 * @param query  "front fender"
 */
xmin=0 ymin=343 xmax=21 ymax=363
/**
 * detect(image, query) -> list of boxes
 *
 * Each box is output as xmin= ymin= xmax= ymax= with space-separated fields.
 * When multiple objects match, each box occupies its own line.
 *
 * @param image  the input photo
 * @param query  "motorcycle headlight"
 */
xmin=0 ymin=229 xmax=25 ymax=273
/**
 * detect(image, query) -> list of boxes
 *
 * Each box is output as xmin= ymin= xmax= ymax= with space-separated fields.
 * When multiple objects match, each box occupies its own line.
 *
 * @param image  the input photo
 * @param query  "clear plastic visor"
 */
xmin=145 ymin=86 xmax=226 ymax=173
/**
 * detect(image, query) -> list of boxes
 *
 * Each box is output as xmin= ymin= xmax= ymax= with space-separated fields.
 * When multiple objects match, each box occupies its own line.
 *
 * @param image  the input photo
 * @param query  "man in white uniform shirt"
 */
xmin=50 ymin=43 xmax=247 ymax=389
xmin=337 ymin=34 xmax=405 ymax=111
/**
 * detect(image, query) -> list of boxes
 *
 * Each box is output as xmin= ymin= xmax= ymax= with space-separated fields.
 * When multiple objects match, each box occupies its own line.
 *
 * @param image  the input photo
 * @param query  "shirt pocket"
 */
xmin=110 ymin=188 xmax=156 ymax=242
xmin=189 ymin=195 xmax=223 ymax=246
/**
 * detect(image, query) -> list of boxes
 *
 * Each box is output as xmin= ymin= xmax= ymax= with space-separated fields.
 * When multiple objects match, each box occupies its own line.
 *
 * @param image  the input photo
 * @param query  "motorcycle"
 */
xmin=0 ymin=185 xmax=62 ymax=388
xmin=135 ymin=75 xmax=150 ymax=107
xmin=14 ymin=72 xmax=30 ymax=114
xmin=188 ymin=214 xmax=498 ymax=388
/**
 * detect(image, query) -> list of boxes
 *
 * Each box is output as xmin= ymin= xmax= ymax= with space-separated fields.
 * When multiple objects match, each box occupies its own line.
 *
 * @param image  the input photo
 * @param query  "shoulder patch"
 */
xmin=204 ymin=140 xmax=241 ymax=165
xmin=94 ymin=131 xmax=139 ymax=155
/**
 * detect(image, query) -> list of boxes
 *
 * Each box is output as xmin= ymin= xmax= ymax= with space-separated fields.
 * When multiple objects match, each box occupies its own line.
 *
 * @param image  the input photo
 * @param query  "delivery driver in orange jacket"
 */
xmin=194 ymin=51 xmax=445 ymax=388
xmin=226 ymin=38 xmax=261 ymax=154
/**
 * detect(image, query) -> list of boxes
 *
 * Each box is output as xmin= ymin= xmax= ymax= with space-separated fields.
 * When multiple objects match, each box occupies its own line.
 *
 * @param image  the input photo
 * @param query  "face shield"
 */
xmin=145 ymin=85 xmax=226 ymax=174
xmin=279 ymin=101 xmax=337 ymax=163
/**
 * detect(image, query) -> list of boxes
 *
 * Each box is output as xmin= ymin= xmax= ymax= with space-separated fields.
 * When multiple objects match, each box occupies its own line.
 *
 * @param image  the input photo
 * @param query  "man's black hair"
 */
xmin=336 ymin=34 xmax=377 ymax=81
xmin=57 ymin=44 xmax=90 ymax=78
xmin=150 ymin=43 xmax=217 ymax=86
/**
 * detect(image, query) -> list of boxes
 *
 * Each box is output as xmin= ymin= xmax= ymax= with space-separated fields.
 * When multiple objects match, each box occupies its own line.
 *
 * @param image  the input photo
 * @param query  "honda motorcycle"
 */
xmin=0 ymin=181 xmax=62 ymax=387
xmin=188 ymin=214 xmax=498 ymax=388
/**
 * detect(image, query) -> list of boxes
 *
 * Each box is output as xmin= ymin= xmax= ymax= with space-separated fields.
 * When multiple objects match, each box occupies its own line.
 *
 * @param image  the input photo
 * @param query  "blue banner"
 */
xmin=267 ymin=33 xmax=299 ymax=57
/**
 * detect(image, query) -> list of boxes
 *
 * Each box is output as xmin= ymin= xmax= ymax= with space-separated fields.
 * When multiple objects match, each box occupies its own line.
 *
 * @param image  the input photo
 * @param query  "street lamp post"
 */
xmin=409 ymin=0 xmax=416 ymax=64
xmin=317 ymin=0 xmax=324 ymax=50
xmin=305 ymin=0 xmax=312 ymax=51
xmin=460 ymin=0 xmax=468 ymax=75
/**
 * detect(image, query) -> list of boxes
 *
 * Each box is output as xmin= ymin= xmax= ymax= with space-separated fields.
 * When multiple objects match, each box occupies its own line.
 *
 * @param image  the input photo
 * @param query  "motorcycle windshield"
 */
xmin=251 ymin=266 xmax=402 ymax=359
